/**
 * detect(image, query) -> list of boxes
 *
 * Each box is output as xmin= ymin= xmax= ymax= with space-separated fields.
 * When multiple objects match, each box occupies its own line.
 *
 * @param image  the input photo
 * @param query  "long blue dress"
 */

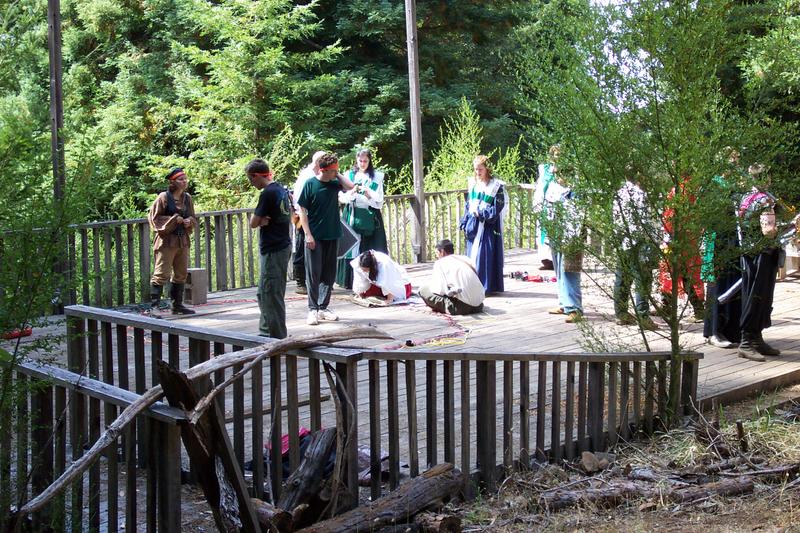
xmin=459 ymin=178 xmax=505 ymax=293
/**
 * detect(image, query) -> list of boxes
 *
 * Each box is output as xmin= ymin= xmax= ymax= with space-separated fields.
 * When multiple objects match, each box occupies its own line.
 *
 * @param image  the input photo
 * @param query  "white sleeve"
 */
xmin=350 ymin=257 xmax=372 ymax=294
xmin=374 ymin=253 xmax=410 ymax=299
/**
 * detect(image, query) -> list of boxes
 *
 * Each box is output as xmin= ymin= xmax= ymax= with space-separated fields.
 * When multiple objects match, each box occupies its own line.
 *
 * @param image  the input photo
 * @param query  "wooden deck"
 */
xmin=171 ymin=248 xmax=800 ymax=406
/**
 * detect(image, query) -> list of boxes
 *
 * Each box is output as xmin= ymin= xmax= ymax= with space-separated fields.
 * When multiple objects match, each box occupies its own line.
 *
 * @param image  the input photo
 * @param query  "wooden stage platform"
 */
xmin=174 ymin=249 xmax=800 ymax=407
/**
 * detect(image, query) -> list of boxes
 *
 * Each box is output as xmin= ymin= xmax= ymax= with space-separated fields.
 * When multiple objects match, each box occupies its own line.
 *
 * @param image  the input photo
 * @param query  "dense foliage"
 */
xmin=2 ymin=0 xmax=799 ymax=218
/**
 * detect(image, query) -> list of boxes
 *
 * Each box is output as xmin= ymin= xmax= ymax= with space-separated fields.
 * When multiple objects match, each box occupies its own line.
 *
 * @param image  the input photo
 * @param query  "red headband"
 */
xmin=251 ymin=171 xmax=273 ymax=179
xmin=168 ymin=171 xmax=186 ymax=180
xmin=319 ymin=162 xmax=339 ymax=171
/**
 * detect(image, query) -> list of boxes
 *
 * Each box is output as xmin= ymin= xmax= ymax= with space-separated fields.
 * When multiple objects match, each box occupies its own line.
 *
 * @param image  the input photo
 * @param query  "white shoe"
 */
xmin=318 ymin=308 xmax=338 ymax=321
xmin=306 ymin=310 xmax=319 ymax=326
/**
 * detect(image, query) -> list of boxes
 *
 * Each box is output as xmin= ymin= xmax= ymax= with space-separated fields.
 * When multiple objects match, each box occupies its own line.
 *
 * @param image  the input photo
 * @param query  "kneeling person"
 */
xmin=420 ymin=239 xmax=485 ymax=315
xmin=352 ymin=250 xmax=412 ymax=304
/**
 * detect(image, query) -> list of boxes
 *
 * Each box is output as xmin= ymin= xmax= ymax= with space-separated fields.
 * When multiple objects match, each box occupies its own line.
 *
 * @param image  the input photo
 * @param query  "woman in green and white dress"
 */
xmin=336 ymin=149 xmax=388 ymax=289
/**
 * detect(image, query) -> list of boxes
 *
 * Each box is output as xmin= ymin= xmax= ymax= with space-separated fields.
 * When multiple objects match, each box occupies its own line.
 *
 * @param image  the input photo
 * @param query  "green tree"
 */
xmin=515 ymin=0 xmax=793 ymax=421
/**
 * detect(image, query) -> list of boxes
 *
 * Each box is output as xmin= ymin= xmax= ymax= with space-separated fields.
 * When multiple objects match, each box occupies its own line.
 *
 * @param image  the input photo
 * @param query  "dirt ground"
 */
xmin=458 ymin=385 xmax=800 ymax=533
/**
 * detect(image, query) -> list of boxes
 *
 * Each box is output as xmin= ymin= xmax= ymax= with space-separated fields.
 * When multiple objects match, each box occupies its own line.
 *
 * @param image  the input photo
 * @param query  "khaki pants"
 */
xmin=151 ymin=246 xmax=189 ymax=285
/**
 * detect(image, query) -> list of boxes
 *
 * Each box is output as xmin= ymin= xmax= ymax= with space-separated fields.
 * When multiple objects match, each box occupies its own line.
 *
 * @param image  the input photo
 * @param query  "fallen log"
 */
xmin=539 ymin=475 xmax=755 ymax=511
xmin=412 ymin=512 xmax=462 ymax=532
xmin=539 ymin=480 xmax=645 ymax=511
xmin=278 ymin=428 xmax=337 ymax=527
xmin=667 ymin=477 xmax=753 ymax=503
xmin=297 ymin=463 xmax=464 ymax=533
xmin=10 ymin=326 xmax=390 ymax=526
xmin=251 ymin=498 xmax=293 ymax=532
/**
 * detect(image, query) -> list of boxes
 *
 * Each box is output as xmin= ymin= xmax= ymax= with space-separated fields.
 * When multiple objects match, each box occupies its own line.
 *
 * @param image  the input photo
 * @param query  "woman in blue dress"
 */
xmin=459 ymin=155 xmax=507 ymax=293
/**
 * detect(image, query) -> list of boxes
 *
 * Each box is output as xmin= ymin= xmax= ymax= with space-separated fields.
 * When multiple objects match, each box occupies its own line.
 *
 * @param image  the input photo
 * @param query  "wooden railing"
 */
xmin=56 ymin=186 xmax=539 ymax=308
xmin=2 ymin=359 xmax=185 ymax=531
xmin=3 ymin=306 xmax=701 ymax=530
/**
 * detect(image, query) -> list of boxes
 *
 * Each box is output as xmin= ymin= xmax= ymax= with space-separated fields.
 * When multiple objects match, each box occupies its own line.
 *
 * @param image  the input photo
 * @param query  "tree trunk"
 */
xmin=297 ymin=464 xmax=464 ymax=533
xmin=278 ymin=428 xmax=337 ymax=527
xmin=251 ymin=498 xmax=293 ymax=532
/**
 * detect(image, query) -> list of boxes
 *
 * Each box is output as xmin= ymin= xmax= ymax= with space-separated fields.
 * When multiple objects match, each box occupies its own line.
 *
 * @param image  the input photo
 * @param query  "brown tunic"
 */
xmin=148 ymin=191 xmax=196 ymax=250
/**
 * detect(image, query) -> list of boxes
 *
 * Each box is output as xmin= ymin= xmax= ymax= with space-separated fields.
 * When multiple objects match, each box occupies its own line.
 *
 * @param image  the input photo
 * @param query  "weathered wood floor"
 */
xmin=176 ymin=248 xmax=800 ymax=406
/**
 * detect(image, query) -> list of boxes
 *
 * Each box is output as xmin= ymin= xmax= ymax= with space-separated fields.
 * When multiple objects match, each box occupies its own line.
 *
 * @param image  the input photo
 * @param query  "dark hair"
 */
xmin=317 ymin=152 xmax=338 ymax=170
xmin=245 ymin=158 xmax=270 ymax=175
xmin=435 ymin=239 xmax=454 ymax=255
xmin=358 ymin=250 xmax=379 ymax=281
xmin=353 ymin=149 xmax=375 ymax=178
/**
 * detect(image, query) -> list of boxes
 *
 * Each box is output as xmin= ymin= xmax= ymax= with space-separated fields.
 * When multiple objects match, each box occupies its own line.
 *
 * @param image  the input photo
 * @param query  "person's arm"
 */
xmin=299 ymin=208 xmax=315 ymax=249
xmin=250 ymin=188 xmax=272 ymax=229
xmin=249 ymin=214 xmax=270 ymax=229
xmin=183 ymin=194 xmax=196 ymax=232
xmin=478 ymin=184 xmax=505 ymax=223
xmin=148 ymin=193 xmax=180 ymax=236
xmin=338 ymin=171 xmax=355 ymax=191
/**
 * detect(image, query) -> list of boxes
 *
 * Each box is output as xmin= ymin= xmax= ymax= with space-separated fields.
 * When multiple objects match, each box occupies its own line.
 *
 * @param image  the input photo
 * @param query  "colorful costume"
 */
xmin=336 ymin=169 xmax=388 ymax=289
xmin=148 ymin=184 xmax=196 ymax=314
xmin=459 ymin=177 xmax=507 ymax=293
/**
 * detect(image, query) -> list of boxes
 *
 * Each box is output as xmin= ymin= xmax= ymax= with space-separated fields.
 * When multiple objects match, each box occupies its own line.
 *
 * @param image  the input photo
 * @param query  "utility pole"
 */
xmin=48 ymin=0 xmax=65 ymax=201
xmin=404 ymin=0 xmax=426 ymax=262
xmin=48 ymin=0 xmax=67 ymax=311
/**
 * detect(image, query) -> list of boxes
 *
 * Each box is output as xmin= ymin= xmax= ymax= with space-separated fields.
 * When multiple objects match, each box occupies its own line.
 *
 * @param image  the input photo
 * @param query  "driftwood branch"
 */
xmin=11 ymin=326 xmax=389 ymax=523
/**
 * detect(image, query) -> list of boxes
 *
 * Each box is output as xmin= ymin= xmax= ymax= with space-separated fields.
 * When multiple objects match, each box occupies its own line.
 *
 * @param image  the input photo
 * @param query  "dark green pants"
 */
xmin=419 ymin=285 xmax=483 ymax=315
xmin=258 ymin=245 xmax=291 ymax=339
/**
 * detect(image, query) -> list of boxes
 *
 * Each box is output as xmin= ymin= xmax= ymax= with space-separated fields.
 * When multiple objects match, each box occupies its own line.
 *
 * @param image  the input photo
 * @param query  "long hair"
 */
xmin=358 ymin=250 xmax=379 ymax=281
xmin=353 ymin=149 xmax=375 ymax=179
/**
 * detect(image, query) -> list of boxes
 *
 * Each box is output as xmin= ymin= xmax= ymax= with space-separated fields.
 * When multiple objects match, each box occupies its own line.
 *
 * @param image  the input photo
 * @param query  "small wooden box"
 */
xmin=185 ymin=268 xmax=208 ymax=305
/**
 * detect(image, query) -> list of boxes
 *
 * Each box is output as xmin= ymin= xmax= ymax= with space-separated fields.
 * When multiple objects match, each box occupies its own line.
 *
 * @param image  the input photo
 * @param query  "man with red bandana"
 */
xmin=296 ymin=153 xmax=355 ymax=325
xmin=148 ymin=167 xmax=196 ymax=315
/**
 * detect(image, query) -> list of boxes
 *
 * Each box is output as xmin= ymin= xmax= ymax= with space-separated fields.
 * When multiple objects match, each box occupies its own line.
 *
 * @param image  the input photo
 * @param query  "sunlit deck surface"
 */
xmin=170 ymin=248 xmax=800 ymax=405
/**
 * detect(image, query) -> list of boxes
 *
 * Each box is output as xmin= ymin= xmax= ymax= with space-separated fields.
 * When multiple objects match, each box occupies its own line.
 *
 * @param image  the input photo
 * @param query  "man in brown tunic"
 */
xmin=148 ymin=167 xmax=196 ymax=314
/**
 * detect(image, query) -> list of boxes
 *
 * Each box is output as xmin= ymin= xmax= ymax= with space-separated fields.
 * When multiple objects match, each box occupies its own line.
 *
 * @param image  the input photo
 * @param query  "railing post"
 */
xmin=66 ymin=313 xmax=86 ymax=530
xmin=475 ymin=359 xmax=496 ymax=491
xmin=156 ymin=420 xmax=182 ymax=532
xmin=680 ymin=357 xmax=699 ymax=416
xmin=139 ymin=223 xmax=151 ymax=302
xmin=587 ymin=362 xmax=605 ymax=451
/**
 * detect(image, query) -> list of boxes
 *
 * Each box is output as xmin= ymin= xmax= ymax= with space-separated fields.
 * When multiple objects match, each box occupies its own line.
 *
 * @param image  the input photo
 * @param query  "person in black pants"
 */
xmin=296 ymin=153 xmax=355 ymax=325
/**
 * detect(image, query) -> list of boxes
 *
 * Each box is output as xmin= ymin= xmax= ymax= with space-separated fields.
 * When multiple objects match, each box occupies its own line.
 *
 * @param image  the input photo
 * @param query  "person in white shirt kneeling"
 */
xmin=419 ymin=239 xmax=485 ymax=315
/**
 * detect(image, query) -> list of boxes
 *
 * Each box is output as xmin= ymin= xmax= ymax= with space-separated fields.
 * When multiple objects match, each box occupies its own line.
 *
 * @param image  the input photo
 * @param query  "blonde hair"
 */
xmin=473 ymin=155 xmax=492 ymax=174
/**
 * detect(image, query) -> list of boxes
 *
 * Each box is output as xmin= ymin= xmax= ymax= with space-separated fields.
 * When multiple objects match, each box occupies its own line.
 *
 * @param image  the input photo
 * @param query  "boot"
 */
xmin=150 ymin=284 xmax=163 ymax=310
xmin=737 ymin=332 xmax=765 ymax=362
xmin=294 ymin=264 xmax=307 ymax=295
xmin=754 ymin=333 xmax=781 ymax=356
xmin=170 ymin=283 xmax=196 ymax=315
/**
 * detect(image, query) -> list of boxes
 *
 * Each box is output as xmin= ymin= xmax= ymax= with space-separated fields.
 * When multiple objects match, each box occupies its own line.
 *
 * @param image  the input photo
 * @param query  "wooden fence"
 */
xmin=3 ymin=305 xmax=701 ymax=530
xmin=55 ymin=186 xmax=538 ymax=309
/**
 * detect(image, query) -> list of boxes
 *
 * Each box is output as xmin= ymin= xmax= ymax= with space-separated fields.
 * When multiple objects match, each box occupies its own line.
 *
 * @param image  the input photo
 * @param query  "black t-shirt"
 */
xmin=254 ymin=182 xmax=292 ymax=254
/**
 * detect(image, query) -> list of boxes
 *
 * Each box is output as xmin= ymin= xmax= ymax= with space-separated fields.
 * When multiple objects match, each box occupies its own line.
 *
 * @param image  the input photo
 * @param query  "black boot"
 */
xmin=754 ymin=333 xmax=781 ymax=356
xmin=170 ymin=283 xmax=196 ymax=315
xmin=294 ymin=264 xmax=307 ymax=295
xmin=150 ymin=284 xmax=163 ymax=310
xmin=738 ymin=332 xmax=765 ymax=361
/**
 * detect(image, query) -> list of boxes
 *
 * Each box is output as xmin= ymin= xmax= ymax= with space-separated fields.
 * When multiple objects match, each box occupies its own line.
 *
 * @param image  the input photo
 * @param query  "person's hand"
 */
xmin=306 ymin=235 xmax=316 ymax=250
xmin=176 ymin=216 xmax=184 ymax=225
xmin=384 ymin=292 xmax=394 ymax=304
xmin=183 ymin=217 xmax=193 ymax=228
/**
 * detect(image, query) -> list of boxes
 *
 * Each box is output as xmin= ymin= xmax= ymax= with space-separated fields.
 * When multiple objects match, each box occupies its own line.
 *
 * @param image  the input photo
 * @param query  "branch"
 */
xmin=11 ymin=326 xmax=390 ymax=525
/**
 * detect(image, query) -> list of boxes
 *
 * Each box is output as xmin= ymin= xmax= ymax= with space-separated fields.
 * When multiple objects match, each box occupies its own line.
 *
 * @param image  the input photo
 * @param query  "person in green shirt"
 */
xmin=297 ymin=153 xmax=355 ymax=325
